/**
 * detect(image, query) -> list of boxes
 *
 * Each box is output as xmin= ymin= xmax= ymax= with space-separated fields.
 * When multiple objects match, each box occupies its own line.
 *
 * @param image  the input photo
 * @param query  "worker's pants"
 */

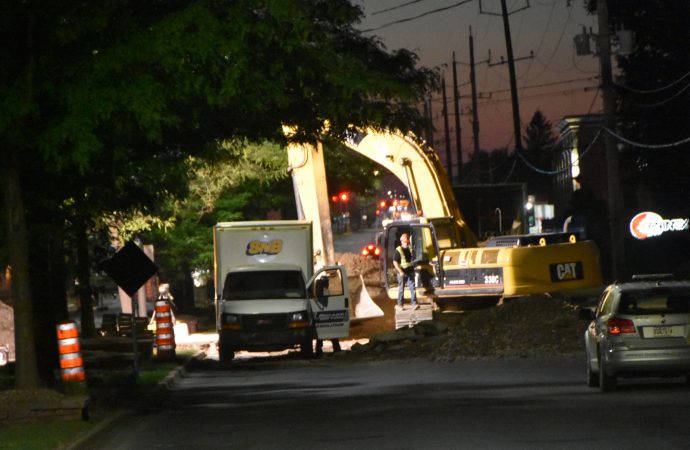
xmin=396 ymin=271 xmax=417 ymax=306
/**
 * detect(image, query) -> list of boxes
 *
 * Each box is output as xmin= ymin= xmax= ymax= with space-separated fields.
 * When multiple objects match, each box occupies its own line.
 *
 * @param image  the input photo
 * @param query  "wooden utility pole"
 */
xmin=426 ymin=92 xmax=434 ymax=147
xmin=452 ymin=51 xmax=463 ymax=179
xmin=597 ymin=0 xmax=626 ymax=279
xmin=469 ymin=28 xmax=480 ymax=156
xmin=499 ymin=0 xmax=523 ymax=154
xmin=442 ymin=76 xmax=453 ymax=180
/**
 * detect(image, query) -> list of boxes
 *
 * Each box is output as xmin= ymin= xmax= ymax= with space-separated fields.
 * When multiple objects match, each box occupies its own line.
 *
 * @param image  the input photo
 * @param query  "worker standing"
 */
xmin=393 ymin=233 xmax=418 ymax=310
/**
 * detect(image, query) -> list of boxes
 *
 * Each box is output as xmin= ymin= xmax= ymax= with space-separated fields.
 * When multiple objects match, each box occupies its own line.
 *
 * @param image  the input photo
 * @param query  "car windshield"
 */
xmin=619 ymin=287 xmax=690 ymax=315
xmin=223 ymin=270 xmax=306 ymax=300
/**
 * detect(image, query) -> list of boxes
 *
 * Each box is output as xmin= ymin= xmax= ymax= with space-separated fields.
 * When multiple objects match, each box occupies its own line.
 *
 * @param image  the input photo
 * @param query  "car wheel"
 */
xmin=587 ymin=358 xmax=599 ymax=388
xmin=598 ymin=354 xmax=616 ymax=392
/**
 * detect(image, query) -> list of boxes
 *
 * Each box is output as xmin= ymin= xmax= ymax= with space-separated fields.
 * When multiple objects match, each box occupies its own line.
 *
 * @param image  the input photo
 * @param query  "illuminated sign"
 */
xmin=629 ymin=211 xmax=689 ymax=240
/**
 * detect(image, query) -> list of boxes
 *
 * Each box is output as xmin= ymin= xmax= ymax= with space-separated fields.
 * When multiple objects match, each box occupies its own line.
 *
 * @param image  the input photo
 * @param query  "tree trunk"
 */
xmin=27 ymin=211 xmax=70 ymax=384
xmin=75 ymin=216 xmax=97 ymax=338
xmin=2 ymin=162 xmax=40 ymax=389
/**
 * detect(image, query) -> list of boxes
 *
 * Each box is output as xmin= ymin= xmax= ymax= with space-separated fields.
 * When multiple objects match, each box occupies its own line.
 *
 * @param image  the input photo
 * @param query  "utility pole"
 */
xmin=423 ymin=92 xmax=434 ymax=146
xmin=480 ymin=0 xmax=530 ymax=154
xmin=469 ymin=27 xmax=480 ymax=157
xmin=500 ymin=0 xmax=523 ymax=154
xmin=452 ymin=51 xmax=463 ymax=179
xmin=597 ymin=0 xmax=625 ymax=279
xmin=442 ymin=76 xmax=453 ymax=180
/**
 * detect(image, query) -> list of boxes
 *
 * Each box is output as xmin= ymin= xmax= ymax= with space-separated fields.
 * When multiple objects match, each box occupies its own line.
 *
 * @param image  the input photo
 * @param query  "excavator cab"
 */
xmin=382 ymin=221 xmax=443 ymax=301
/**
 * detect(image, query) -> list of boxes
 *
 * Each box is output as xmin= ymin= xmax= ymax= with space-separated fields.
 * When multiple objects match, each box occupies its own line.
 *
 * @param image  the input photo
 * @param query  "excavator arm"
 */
xmin=343 ymin=129 xmax=477 ymax=247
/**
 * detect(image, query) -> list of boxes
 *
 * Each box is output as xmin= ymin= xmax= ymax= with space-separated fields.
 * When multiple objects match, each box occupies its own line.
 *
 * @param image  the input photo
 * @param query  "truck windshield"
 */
xmin=223 ymin=270 xmax=306 ymax=300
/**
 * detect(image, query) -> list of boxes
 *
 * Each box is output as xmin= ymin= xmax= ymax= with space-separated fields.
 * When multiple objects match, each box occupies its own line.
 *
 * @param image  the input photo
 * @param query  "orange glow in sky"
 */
xmin=356 ymin=0 xmax=602 ymax=160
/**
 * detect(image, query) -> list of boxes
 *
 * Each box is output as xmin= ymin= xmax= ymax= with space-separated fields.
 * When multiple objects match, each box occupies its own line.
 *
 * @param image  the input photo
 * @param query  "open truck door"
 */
xmin=308 ymin=266 xmax=349 ymax=340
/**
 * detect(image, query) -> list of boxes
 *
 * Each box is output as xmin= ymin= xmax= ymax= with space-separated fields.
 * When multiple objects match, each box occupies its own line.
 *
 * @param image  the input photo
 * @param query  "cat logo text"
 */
xmin=549 ymin=262 xmax=583 ymax=282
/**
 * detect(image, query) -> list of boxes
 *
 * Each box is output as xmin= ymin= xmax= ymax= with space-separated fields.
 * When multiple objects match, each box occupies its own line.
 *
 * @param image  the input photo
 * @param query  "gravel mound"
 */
xmin=431 ymin=295 xmax=589 ymax=361
xmin=334 ymin=252 xmax=591 ymax=361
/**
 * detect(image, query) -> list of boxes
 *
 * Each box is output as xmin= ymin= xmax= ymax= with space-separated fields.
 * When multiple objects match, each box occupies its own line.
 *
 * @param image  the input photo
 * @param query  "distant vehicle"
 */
xmin=361 ymin=243 xmax=381 ymax=259
xmin=584 ymin=274 xmax=690 ymax=391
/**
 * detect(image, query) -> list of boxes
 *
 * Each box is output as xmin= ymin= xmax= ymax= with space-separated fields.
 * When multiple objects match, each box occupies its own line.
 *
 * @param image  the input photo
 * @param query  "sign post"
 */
xmin=100 ymin=241 xmax=158 ymax=377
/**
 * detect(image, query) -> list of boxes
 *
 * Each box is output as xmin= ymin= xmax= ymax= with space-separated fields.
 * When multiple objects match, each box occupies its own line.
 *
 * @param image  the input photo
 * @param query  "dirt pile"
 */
xmin=0 ymin=300 xmax=14 ymax=361
xmin=334 ymin=252 xmax=591 ymax=361
xmin=430 ymin=295 xmax=589 ymax=361
xmin=334 ymin=252 xmax=384 ymax=287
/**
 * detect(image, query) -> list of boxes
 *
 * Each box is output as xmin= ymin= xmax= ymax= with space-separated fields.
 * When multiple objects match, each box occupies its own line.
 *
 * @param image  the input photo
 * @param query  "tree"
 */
xmin=587 ymin=0 xmax=690 ymax=210
xmin=522 ymin=110 xmax=557 ymax=200
xmin=1 ymin=1 xmax=437 ymax=388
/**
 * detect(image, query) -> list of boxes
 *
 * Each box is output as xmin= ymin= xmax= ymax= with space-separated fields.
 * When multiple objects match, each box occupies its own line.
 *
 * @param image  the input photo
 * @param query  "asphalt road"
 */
xmin=81 ymin=354 xmax=690 ymax=449
xmin=333 ymin=228 xmax=380 ymax=254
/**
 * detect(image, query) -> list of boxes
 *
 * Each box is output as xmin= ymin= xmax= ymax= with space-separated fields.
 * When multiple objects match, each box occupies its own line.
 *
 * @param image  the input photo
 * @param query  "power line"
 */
xmin=614 ymin=70 xmax=690 ymax=94
xmin=628 ymin=82 xmax=690 ymax=108
xmin=361 ymin=0 xmax=474 ymax=32
xmin=604 ymin=127 xmax=690 ymax=149
xmin=371 ymin=0 xmax=430 ymax=16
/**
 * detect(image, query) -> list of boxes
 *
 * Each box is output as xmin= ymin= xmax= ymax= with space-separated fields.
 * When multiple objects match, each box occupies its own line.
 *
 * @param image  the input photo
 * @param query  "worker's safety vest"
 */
xmin=396 ymin=246 xmax=413 ymax=270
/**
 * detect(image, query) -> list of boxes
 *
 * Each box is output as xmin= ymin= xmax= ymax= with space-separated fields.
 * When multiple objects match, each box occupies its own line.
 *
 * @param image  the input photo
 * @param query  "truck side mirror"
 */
xmin=314 ymin=277 xmax=329 ymax=298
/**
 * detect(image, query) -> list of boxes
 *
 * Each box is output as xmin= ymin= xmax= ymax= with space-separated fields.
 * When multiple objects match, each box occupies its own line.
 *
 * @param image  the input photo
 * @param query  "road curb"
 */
xmin=67 ymin=350 xmax=204 ymax=449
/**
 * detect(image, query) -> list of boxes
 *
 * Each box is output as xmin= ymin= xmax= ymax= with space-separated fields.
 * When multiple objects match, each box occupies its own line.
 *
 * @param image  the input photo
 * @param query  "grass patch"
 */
xmin=0 ymin=419 xmax=95 ymax=450
xmin=0 ymin=370 xmax=13 ymax=389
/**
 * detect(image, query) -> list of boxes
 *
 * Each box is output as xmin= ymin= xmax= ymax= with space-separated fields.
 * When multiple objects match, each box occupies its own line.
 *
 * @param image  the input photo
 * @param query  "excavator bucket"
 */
xmin=351 ymin=274 xmax=384 ymax=322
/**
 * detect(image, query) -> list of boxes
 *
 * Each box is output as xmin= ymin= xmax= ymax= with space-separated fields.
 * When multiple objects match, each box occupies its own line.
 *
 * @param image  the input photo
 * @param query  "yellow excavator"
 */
xmin=288 ymin=127 xmax=603 ymax=311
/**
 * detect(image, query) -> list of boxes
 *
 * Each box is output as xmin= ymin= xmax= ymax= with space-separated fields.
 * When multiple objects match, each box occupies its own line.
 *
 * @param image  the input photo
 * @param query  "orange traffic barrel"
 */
xmin=155 ymin=299 xmax=176 ymax=361
xmin=56 ymin=320 xmax=85 ymax=383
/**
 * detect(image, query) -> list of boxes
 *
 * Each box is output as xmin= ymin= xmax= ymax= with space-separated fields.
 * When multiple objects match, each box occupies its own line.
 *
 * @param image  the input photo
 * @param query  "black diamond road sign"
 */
xmin=100 ymin=241 xmax=158 ymax=297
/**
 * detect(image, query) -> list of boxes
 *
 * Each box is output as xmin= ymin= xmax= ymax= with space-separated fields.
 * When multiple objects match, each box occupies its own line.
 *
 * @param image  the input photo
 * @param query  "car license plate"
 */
xmin=642 ymin=325 xmax=685 ymax=338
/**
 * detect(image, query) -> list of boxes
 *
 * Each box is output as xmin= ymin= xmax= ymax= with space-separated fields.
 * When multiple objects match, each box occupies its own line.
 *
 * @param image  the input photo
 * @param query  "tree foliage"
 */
xmin=587 ymin=0 xmax=690 ymax=210
xmin=522 ymin=110 xmax=557 ymax=199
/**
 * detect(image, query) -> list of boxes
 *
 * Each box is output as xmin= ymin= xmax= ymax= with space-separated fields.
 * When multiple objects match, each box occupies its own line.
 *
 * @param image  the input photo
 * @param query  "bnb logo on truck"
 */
xmin=246 ymin=239 xmax=283 ymax=255
xmin=549 ymin=261 xmax=583 ymax=282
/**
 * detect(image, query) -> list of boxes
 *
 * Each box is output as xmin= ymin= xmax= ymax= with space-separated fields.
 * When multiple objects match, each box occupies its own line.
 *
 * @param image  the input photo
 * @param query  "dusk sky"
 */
xmin=355 ymin=0 xmax=602 ymax=161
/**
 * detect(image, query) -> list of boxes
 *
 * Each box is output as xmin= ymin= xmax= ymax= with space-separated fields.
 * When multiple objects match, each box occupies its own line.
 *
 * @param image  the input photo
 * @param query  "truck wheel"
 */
xmin=218 ymin=342 xmax=235 ymax=363
xmin=300 ymin=339 xmax=314 ymax=358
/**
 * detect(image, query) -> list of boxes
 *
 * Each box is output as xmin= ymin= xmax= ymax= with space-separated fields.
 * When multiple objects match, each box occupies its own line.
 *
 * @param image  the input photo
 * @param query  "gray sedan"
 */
xmin=584 ymin=274 xmax=690 ymax=391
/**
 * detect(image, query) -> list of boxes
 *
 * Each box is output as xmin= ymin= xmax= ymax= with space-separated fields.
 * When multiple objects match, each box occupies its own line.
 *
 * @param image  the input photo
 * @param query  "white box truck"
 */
xmin=213 ymin=220 xmax=349 ymax=361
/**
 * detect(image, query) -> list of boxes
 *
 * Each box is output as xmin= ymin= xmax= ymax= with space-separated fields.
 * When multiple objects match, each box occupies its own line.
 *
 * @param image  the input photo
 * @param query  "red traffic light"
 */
xmin=340 ymin=192 xmax=349 ymax=202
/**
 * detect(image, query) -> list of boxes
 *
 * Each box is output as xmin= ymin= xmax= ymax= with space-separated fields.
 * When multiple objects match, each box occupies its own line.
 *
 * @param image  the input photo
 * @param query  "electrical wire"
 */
xmin=371 ymin=0 xmax=430 ymax=16
xmin=520 ymin=1 xmax=557 ymax=81
xmin=615 ymin=70 xmax=690 ymax=94
xmin=361 ymin=0 xmax=474 ymax=33
xmin=603 ymin=127 xmax=690 ymax=149
xmin=626 ymin=83 xmax=690 ymax=108
xmin=587 ymin=86 xmax=600 ymax=114
xmin=516 ymin=127 xmax=602 ymax=176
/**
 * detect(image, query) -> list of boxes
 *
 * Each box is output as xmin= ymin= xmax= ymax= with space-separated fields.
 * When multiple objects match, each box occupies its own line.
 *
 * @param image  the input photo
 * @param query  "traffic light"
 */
xmin=379 ymin=200 xmax=387 ymax=209
xmin=339 ymin=192 xmax=349 ymax=202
